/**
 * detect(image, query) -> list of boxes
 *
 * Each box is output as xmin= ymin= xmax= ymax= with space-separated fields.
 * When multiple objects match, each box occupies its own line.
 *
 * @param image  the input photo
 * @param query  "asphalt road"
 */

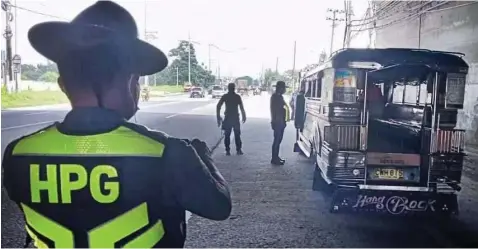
xmin=2 ymin=93 xmax=478 ymax=248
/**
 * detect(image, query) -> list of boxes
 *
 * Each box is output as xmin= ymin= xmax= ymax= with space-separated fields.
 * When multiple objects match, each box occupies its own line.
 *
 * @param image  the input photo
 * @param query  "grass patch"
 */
xmin=150 ymin=85 xmax=183 ymax=93
xmin=1 ymin=88 xmax=68 ymax=109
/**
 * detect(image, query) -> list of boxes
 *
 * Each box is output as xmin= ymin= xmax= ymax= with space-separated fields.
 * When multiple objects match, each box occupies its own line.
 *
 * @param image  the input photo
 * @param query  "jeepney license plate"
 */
xmin=375 ymin=168 xmax=404 ymax=180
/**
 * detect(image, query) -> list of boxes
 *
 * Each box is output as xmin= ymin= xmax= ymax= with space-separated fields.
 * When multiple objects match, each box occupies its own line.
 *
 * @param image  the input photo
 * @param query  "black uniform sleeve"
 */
xmin=2 ymin=139 xmax=19 ymax=201
xmin=164 ymin=137 xmax=232 ymax=221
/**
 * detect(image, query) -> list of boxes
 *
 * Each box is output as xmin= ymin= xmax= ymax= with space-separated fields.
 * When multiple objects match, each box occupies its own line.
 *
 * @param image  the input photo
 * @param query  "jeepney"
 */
xmin=294 ymin=48 xmax=468 ymax=216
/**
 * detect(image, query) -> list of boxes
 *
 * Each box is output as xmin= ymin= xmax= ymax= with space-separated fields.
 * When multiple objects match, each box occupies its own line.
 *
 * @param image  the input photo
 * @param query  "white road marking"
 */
xmin=1 ymin=120 xmax=58 ymax=131
xmin=23 ymin=111 xmax=52 ymax=116
xmin=139 ymin=101 xmax=181 ymax=109
xmin=165 ymin=104 xmax=214 ymax=119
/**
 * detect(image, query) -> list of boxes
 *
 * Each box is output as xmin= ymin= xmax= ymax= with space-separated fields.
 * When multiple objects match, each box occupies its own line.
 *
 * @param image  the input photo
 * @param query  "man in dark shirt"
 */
xmin=217 ymin=83 xmax=247 ymax=155
xmin=270 ymin=81 xmax=289 ymax=165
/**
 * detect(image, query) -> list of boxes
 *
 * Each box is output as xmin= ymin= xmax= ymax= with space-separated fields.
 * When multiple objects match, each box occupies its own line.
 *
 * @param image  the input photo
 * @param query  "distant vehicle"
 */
xmin=184 ymin=82 xmax=193 ymax=92
xmin=211 ymin=85 xmax=226 ymax=99
xmin=253 ymin=87 xmax=261 ymax=96
xmin=190 ymin=87 xmax=205 ymax=98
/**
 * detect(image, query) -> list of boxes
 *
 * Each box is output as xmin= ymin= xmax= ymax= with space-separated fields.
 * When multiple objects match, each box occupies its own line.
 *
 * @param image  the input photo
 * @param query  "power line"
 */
xmin=351 ymin=1 xmax=449 ymax=33
xmin=9 ymin=3 xmax=67 ymax=20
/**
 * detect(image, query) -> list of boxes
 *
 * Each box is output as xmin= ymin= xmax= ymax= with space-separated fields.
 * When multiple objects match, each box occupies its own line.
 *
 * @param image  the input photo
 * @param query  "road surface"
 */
xmin=2 ymin=93 xmax=478 ymax=247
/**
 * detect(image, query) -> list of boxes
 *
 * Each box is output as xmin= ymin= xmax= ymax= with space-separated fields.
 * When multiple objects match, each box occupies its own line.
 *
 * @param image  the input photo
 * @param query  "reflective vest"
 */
xmin=284 ymin=104 xmax=291 ymax=122
xmin=3 ymin=123 xmax=183 ymax=248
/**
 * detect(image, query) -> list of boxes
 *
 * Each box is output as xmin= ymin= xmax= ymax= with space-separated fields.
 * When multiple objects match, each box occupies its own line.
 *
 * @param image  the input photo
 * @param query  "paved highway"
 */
xmin=2 ymin=93 xmax=478 ymax=247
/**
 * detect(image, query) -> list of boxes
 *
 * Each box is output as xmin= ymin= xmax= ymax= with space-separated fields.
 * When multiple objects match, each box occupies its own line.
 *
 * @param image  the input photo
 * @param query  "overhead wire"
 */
xmin=349 ymin=0 xmax=451 ymax=34
xmin=9 ymin=3 xmax=67 ymax=20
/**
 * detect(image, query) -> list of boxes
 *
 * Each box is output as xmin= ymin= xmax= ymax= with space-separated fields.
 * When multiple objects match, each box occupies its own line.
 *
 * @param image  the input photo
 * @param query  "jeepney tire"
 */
xmin=312 ymin=164 xmax=332 ymax=195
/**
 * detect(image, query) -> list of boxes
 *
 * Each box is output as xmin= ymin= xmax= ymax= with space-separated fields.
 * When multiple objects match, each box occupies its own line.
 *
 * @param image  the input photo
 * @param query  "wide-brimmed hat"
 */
xmin=28 ymin=1 xmax=168 ymax=76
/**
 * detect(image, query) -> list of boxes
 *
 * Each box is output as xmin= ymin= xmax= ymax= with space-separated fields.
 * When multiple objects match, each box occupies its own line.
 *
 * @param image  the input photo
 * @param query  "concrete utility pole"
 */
xmin=208 ymin=44 xmax=211 ymax=72
xmin=176 ymin=67 xmax=179 ymax=86
xmin=275 ymin=57 xmax=279 ymax=74
xmin=188 ymin=32 xmax=191 ymax=84
xmin=142 ymin=2 xmax=158 ymax=86
xmin=291 ymin=41 xmax=297 ymax=91
xmin=343 ymin=0 xmax=354 ymax=48
xmin=2 ymin=0 xmax=14 ymax=92
xmin=326 ymin=8 xmax=345 ymax=55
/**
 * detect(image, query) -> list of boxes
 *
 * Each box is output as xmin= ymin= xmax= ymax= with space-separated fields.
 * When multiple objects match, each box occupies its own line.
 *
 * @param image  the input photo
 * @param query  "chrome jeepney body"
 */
xmin=294 ymin=48 xmax=468 ymax=216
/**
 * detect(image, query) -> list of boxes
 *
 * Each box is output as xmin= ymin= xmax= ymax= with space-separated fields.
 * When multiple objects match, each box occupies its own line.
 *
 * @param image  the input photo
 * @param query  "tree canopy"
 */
xmin=151 ymin=40 xmax=215 ymax=87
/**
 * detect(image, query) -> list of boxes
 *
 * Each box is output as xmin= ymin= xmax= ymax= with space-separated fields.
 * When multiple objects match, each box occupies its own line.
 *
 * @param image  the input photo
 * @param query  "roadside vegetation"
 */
xmin=150 ymin=85 xmax=183 ymax=94
xmin=1 ymin=87 xmax=68 ymax=109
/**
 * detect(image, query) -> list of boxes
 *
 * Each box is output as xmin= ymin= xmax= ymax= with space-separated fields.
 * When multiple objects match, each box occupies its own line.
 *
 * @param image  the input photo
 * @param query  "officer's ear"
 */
xmin=57 ymin=76 xmax=66 ymax=93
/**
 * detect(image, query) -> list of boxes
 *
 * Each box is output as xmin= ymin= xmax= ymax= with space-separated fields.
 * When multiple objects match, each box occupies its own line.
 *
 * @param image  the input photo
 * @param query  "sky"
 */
xmin=2 ymin=0 xmax=370 ymax=78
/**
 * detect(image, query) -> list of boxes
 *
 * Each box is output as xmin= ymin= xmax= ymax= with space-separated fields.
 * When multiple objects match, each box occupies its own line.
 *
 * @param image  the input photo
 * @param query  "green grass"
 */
xmin=150 ymin=85 xmax=183 ymax=93
xmin=1 ymin=88 xmax=68 ymax=109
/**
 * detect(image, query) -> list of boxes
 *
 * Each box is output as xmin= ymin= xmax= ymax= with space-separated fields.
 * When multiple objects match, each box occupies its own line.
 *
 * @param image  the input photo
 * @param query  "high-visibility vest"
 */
xmin=284 ymin=104 xmax=291 ymax=122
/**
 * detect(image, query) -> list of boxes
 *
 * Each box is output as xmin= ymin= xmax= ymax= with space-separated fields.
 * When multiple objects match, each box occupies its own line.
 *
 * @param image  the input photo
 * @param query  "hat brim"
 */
xmin=28 ymin=22 xmax=168 ymax=76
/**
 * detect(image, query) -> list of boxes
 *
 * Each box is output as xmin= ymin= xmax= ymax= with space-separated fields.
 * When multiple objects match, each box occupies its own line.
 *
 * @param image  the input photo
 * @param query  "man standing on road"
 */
xmin=217 ymin=83 xmax=246 ymax=156
xmin=270 ymin=81 xmax=290 ymax=165
xmin=2 ymin=2 xmax=231 ymax=248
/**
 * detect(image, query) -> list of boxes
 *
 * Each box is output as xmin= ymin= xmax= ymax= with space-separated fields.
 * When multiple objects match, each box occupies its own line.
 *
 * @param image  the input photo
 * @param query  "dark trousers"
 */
xmin=271 ymin=122 xmax=286 ymax=160
xmin=223 ymin=118 xmax=242 ymax=151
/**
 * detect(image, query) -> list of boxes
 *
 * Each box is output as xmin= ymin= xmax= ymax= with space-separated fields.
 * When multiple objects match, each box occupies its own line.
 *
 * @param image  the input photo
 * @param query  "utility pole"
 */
xmin=291 ymin=41 xmax=297 ymax=92
xmin=188 ymin=31 xmax=191 ymax=84
xmin=326 ymin=8 xmax=345 ymax=55
xmin=143 ymin=1 xmax=148 ymax=86
xmin=208 ymin=44 xmax=211 ymax=72
xmin=275 ymin=57 xmax=279 ymax=74
xmin=2 ymin=0 xmax=14 ymax=92
xmin=343 ymin=0 xmax=354 ymax=48
xmin=176 ymin=67 xmax=179 ymax=86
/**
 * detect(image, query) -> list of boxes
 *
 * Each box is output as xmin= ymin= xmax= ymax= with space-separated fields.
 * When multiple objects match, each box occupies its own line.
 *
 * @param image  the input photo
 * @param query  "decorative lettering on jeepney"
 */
xmin=352 ymin=195 xmax=437 ymax=215
xmin=385 ymin=196 xmax=436 ymax=215
xmin=352 ymin=195 xmax=386 ymax=209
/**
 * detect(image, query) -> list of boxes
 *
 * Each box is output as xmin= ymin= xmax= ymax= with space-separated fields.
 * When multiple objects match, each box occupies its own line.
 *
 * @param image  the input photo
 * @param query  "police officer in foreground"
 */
xmin=270 ymin=81 xmax=290 ymax=165
xmin=216 ymin=83 xmax=246 ymax=155
xmin=2 ymin=1 xmax=231 ymax=248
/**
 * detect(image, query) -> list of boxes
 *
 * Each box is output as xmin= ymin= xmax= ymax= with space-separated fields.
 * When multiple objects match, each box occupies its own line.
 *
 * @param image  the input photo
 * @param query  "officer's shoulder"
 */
xmin=122 ymin=122 xmax=170 ymax=144
xmin=3 ymin=123 xmax=57 ymax=157
xmin=122 ymin=122 xmax=191 ymax=148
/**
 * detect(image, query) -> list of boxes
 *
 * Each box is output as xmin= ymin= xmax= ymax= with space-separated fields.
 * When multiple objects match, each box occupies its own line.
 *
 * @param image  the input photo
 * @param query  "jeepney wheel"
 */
xmin=312 ymin=163 xmax=333 ymax=195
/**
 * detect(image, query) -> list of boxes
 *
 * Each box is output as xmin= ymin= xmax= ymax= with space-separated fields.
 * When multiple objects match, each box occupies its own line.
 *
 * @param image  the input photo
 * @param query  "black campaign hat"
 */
xmin=27 ymin=1 xmax=168 ymax=76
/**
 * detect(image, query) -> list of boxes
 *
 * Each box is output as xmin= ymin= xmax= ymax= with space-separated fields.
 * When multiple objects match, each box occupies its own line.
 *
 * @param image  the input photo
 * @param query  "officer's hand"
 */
xmin=191 ymin=138 xmax=211 ymax=156
xmin=242 ymin=116 xmax=246 ymax=124
xmin=217 ymin=117 xmax=222 ymax=127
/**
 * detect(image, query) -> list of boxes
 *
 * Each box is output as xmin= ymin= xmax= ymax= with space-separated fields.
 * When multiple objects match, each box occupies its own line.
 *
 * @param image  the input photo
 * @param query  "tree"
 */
xmin=150 ymin=40 xmax=215 ymax=87
xmin=21 ymin=62 xmax=58 ymax=81
xmin=283 ymin=69 xmax=299 ymax=83
xmin=38 ymin=71 xmax=59 ymax=82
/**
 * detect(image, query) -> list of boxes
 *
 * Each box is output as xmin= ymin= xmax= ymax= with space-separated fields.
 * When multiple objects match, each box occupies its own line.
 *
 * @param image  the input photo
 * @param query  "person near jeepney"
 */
xmin=216 ymin=83 xmax=247 ymax=155
xmin=270 ymin=81 xmax=290 ymax=165
xmin=2 ymin=2 xmax=231 ymax=248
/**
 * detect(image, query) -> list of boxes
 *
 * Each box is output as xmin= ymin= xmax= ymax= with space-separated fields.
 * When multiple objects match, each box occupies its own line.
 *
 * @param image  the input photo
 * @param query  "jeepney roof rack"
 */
xmin=302 ymin=48 xmax=468 ymax=79
xmin=368 ymin=63 xmax=432 ymax=84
